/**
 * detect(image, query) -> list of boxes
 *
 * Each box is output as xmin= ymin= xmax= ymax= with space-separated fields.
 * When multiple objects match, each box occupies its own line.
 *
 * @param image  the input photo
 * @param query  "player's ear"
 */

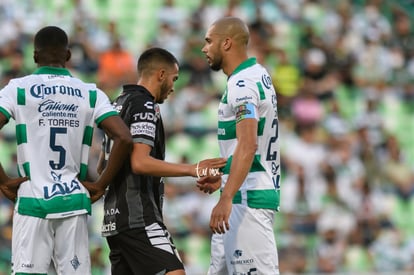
xmin=223 ymin=38 xmax=231 ymax=51
xmin=66 ymin=49 xmax=71 ymax=62
xmin=33 ymin=50 xmax=39 ymax=64
xmin=158 ymin=68 xmax=166 ymax=82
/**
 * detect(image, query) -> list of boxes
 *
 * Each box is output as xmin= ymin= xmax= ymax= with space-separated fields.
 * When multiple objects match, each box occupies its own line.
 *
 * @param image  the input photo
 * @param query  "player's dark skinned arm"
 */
xmin=209 ymin=118 xmax=258 ymax=234
xmin=131 ymin=143 xmax=227 ymax=178
xmin=82 ymin=115 xmax=132 ymax=202
xmin=0 ymin=113 xmax=29 ymax=202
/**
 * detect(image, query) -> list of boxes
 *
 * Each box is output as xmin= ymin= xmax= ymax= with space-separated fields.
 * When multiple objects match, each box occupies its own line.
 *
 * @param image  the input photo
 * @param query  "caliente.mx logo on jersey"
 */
xmin=43 ymin=171 xmax=81 ymax=199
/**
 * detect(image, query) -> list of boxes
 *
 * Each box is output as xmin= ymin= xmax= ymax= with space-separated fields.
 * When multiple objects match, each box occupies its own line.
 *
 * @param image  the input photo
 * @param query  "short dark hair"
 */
xmin=34 ymin=26 xmax=68 ymax=50
xmin=137 ymin=47 xmax=178 ymax=76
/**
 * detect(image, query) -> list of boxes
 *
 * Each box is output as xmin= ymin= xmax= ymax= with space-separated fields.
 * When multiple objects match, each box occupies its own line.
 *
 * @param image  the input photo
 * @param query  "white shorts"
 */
xmin=207 ymin=204 xmax=280 ymax=275
xmin=12 ymin=212 xmax=91 ymax=275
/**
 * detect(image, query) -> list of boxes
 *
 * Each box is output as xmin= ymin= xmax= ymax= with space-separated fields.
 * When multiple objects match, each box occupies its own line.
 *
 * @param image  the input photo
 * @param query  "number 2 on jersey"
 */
xmin=266 ymin=118 xmax=280 ymax=189
xmin=266 ymin=118 xmax=278 ymax=161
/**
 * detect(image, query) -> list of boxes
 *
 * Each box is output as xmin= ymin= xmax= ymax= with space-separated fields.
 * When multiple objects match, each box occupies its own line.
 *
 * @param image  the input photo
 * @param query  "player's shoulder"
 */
xmin=70 ymin=77 xmax=98 ymax=89
xmin=228 ymin=64 xmax=262 ymax=88
xmin=7 ymin=74 xmax=34 ymax=85
xmin=116 ymin=87 xmax=154 ymax=110
xmin=126 ymin=86 xmax=153 ymax=102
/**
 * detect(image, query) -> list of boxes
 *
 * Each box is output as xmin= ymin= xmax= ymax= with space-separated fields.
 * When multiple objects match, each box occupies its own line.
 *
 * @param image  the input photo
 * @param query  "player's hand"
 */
xmin=210 ymin=196 xmax=232 ymax=234
xmin=0 ymin=176 xmax=28 ymax=202
xmin=194 ymin=158 xmax=227 ymax=178
xmin=81 ymin=181 xmax=105 ymax=203
xmin=196 ymin=176 xmax=221 ymax=194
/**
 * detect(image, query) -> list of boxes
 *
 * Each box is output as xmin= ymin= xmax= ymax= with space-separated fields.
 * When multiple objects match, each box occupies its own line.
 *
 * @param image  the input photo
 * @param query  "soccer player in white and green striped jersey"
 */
xmin=0 ymin=26 xmax=132 ymax=275
xmin=200 ymin=17 xmax=280 ymax=275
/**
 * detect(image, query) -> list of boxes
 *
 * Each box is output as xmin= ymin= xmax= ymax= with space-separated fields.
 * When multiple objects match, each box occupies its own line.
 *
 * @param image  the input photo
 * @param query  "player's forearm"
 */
xmin=131 ymin=156 xmax=195 ymax=177
xmin=97 ymin=135 xmax=132 ymax=188
xmin=0 ymin=163 xmax=9 ymax=185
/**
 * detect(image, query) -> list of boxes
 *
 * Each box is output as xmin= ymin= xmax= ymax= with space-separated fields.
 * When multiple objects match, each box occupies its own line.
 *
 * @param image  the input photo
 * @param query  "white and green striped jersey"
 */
xmin=218 ymin=58 xmax=280 ymax=211
xmin=0 ymin=66 xmax=118 ymax=219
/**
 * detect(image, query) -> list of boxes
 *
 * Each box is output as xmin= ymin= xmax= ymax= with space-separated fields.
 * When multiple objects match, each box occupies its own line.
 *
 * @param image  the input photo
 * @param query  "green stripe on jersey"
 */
xmin=221 ymin=154 xmax=266 ymax=174
xmin=89 ymin=90 xmax=97 ymax=108
xmin=0 ymin=106 xmax=11 ymax=120
xmin=17 ymin=87 xmax=26 ymax=105
xmin=22 ymin=162 xmax=30 ymax=178
xmin=33 ymin=66 xmax=72 ymax=76
xmin=218 ymin=117 xmax=265 ymax=140
xmin=218 ymin=120 xmax=236 ymax=140
xmin=231 ymin=189 xmax=280 ymax=210
xmin=96 ymin=111 xmax=118 ymax=126
xmin=221 ymin=87 xmax=228 ymax=104
xmin=16 ymin=124 xmax=27 ymax=144
xmin=256 ymin=82 xmax=266 ymax=100
xmin=231 ymin=58 xmax=257 ymax=76
xmin=18 ymin=193 xmax=91 ymax=218
xmin=82 ymin=126 xmax=94 ymax=146
xmin=17 ymin=162 xmax=30 ymax=178
xmin=79 ymin=163 xmax=88 ymax=181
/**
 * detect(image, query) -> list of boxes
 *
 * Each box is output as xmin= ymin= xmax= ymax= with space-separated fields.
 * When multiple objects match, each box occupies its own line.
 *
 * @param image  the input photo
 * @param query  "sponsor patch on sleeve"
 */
xmin=130 ymin=121 xmax=156 ymax=139
xmin=235 ymin=102 xmax=257 ymax=123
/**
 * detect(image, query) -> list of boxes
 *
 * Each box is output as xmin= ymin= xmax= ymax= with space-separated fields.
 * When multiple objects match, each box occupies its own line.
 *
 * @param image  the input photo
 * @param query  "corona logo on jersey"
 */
xmin=43 ymin=171 xmax=81 ymax=199
xmin=30 ymin=83 xmax=83 ymax=99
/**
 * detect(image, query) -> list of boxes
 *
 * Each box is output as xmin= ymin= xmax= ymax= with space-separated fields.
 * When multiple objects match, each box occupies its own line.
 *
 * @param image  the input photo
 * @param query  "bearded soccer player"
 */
xmin=199 ymin=17 xmax=281 ymax=275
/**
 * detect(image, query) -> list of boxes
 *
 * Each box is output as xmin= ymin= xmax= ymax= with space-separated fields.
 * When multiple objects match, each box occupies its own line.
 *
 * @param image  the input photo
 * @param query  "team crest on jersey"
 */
xmin=154 ymin=103 xmax=161 ymax=119
xmin=70 ymin=255 xmax=80 ymax=270
xmin=261 ymin=74 xmax=272 ymax=89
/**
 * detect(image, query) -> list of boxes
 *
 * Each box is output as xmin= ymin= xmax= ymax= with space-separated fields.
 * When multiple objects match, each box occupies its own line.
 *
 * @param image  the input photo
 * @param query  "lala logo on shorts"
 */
xmin=43 ymin=171 xmax=81 ymax=199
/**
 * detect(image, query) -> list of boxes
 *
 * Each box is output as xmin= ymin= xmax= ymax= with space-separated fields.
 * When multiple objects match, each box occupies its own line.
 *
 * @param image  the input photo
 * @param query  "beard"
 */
xmin=209 ymin=55 xmax=223 ymax=71
xmin=157 ymin=81 xmax=169 ymax=104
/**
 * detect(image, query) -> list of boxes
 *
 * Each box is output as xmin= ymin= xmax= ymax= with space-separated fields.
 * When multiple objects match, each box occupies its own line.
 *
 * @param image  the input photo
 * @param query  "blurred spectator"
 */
xmin=173 ymin=79 xmax=216 ymax=137
xmin=291 ymin=89 xmax=324 ymax=126
xmin=281 ymin=165 xmax=321 ymax=236
xmin=387 ymin=178 xmax=414 ymax=242
xmin=343 ymin=226 xmax=374 ymax=273
xmin=300 ymin=47 xmax=339 ymax=101
xmin=97 ymin=34 xmax=136 ymax=100
xmin=317 ymin=165 xmax=356 ymax=238
xmin=272 ymin=50 xmax=301 ymax=110
xmin=381 ymin=134 xmax=413 ymax=192
xmin=67 ymin=22 xmax=99 ymax=77
xmin=369 ymin=226 xmax=414 ymax=272
xmin=316 ymin=227 xmax=347 ymax=274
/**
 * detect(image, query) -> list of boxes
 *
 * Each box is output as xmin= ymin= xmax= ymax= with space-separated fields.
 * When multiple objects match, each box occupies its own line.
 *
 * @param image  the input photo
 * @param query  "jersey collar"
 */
xmin=33 ymin=66 xmax=73 ymax=76
xmin=229 ymin=57 xmax=257 ymax=78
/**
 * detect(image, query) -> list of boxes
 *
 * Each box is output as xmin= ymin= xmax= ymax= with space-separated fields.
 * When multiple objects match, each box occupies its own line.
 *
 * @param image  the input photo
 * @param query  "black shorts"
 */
xmin=106 ymin=222 xmax=184 ymax=275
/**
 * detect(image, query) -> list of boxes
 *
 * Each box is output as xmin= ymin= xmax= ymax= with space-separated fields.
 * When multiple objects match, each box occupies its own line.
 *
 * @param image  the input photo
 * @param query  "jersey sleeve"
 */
xmin=93 ymin=89 xmax=118 ymax=126
xmin=0 ymin=81 xmax=17 ymax=122
xmin=227 ymin=77 xmax=260 ymax=123
xmin=128 ymin=96 xmax=157 ymax=147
